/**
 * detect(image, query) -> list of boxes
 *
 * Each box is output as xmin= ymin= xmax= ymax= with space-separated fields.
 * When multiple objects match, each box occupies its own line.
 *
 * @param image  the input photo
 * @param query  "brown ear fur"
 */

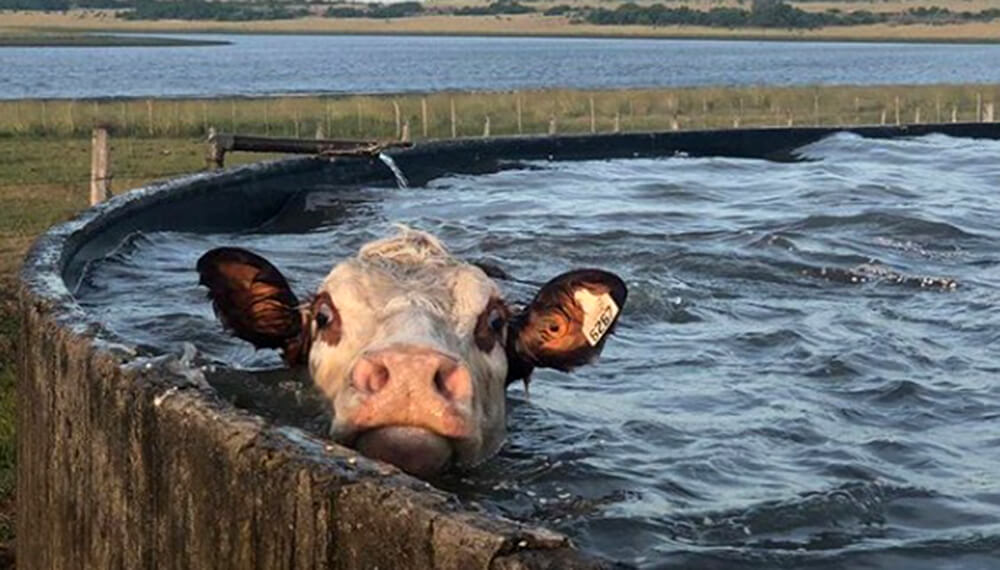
xmin=506 ymin=269 xmax=627 ymax=385
xmin=197 ymin=247 xmax=309 ymax=366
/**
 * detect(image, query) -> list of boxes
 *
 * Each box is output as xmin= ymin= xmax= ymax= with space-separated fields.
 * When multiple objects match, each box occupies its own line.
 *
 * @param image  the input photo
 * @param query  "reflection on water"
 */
xmin=76 ymin=134 xmax=1000 ymax=568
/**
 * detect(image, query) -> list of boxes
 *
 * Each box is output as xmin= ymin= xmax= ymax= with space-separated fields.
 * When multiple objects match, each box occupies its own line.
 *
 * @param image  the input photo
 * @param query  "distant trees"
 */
xmin=325 ymin=1 xmax=423 ymax=19
xmin=542 ymin=4 xmax=572 ymax=17
xmin=584 ymin=1 xmax=883 ymax=29
xmin=3 ymin=0 xmax=1000 ymax=29
xmin=120 ymin=0 xmax=305 ymax=21
xmin=583 ymin=0 xmax=1000 ymax=30
xmin=453 ymin=1 xmax=536 ymax=16
xmin=0 ymin=0 xmax=69 ymax=10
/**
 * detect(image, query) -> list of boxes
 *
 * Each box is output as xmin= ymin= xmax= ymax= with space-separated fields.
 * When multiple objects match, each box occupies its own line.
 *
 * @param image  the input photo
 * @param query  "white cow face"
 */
xmin=198 ymin=228 xmax=627 ymax=478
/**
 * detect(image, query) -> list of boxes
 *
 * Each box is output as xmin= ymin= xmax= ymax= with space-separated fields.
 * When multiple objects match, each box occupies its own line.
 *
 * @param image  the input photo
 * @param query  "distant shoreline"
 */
xmin=0 ymin=33 xmax=229 ymax=48
xmin=43 ymin=28 xmax=1000 ymax=46
xmin=3 ymin=10 xmax=1000 ymax=46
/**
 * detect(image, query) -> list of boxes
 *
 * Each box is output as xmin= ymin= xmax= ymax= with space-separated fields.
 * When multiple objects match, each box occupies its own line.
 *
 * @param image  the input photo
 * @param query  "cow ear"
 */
xmin=197 ymin=247 xmax=309 ymax=366
xmin=506 ymin=269 xmax=627 ymax=384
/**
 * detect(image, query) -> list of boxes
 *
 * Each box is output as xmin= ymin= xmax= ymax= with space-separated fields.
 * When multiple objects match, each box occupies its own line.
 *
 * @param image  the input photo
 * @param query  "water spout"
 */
xmin=378 ymin=152 xmax=410 ymax=189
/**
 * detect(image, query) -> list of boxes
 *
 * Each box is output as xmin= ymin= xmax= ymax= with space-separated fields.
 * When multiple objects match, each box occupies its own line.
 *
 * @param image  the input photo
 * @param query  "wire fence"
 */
xmin=1 ymin=84 xmax=997 ymax=141
xmin=3 ymin=84 xmax=999 ymax=202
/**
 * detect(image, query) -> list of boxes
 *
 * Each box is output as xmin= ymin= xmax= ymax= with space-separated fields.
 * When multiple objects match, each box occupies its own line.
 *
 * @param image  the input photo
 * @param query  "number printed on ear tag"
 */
xmin=574 ymin=289 xmax=620 ymax=347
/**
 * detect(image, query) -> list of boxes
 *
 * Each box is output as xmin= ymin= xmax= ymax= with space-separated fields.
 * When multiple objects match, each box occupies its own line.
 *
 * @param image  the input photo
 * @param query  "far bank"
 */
xmin=4 ymin=9 xmax=1000 ymax=45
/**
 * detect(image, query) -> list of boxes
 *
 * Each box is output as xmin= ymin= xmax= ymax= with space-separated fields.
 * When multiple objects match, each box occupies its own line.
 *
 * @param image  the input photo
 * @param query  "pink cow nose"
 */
xmin=351 ymin=345 xmax=473 ymax=402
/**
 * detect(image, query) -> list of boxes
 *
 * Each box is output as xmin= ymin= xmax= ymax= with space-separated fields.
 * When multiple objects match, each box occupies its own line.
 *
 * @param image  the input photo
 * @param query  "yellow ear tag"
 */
xmin=574 ymin=289 xmax=620 ymax=347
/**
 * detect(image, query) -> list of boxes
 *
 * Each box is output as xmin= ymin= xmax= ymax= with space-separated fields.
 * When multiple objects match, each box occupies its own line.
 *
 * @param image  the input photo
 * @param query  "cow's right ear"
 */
xmin=505 ymin=269 xmax=627 ymax=385
xmin=196 ymin=247 xmax=309 ymax=366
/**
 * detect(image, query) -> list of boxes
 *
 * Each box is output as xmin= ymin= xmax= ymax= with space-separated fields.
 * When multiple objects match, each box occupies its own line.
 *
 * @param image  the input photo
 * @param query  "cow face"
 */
xmin=197 ymin=228 xmax=626 ymax=478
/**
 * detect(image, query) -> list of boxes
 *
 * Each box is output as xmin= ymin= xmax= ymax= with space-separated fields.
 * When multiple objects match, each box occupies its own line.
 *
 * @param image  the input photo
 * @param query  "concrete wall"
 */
xmin=17 ymin=293 xmax=605 ymax=569
xmin=18 ymin=124 xmax=1000 ymax=569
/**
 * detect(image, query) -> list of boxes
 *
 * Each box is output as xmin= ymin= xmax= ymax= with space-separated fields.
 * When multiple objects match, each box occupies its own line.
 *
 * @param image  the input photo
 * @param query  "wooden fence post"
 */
xmin=880 ymin=108 xmax=887 ymax=125
xmin=516 ymin=94 xmax=523 ymax=135
xmin=450 ymin=98 xmax=457 ymax=138
xmin=401 ymin=119 xmax=411 ymax=142
xmin=613 ymin=112 xmax=621 ymax=133
xmin=589 ymin=96 xmax=596 ymax=134
xmin=935 ymin=96 xmax=941 ymax=123
xmin=952 ymin=105 xmax=958 ymax=123
xmin=68 ymin=100 xmax=76 ymax=135
xmin=548 ymin=115 xmax=557 ymax=135
xmin=393 ymin=100 xmax=401 ymax=139
xmin=120 ymin=102 xmax=128 ymax=136
xmin=206 ymin=126 xmax=225 ymax=170
xmin=315 ymin=124 xmax=325 ymax=140
xmin=894 ymin=96 xmax=901 ymax=126
xmin=421 ymin=97 xmax=428 ymax=138
xmin=325 ymin=101 xmax=332 ymax=139
xmin=482 ymin=115 xmax=491 ymax=138
xmin=977 ymin=92 xmax=983 ymax=122
xmin=90 ymin=126 xmax=111 ymax=206
xmin=914 ymin=107 xmax=921 ymax=124
xmin=985 ymin=102 xmax=995 ymax=123
xmin=146 ymin=99 xmax=154 ymax=136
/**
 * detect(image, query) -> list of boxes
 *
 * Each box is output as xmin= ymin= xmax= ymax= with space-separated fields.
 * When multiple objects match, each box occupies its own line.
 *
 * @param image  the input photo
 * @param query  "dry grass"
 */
xmin=2 ymin=84 xmax=998 ymax=143
xmin=3 ymin=8 xmax=1000 ymax=42
xmin=0 ymin=135 xmax=275 ymax=557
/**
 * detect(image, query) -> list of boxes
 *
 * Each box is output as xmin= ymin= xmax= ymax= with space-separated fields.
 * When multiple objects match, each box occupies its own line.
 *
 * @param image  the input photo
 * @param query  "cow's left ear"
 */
xmin=506 ymin=269 xmax=627 ymax=385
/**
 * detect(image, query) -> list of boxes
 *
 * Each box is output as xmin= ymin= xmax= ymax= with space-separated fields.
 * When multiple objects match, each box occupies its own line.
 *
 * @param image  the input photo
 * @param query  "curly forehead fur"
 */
xmin=358 ymin=226 xmax=456 ymax=268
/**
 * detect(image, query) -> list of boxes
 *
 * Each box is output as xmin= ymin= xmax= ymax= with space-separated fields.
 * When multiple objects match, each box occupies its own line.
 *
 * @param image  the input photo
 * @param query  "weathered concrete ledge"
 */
xmin=18 ymin=123 xmax=1000 ymax=569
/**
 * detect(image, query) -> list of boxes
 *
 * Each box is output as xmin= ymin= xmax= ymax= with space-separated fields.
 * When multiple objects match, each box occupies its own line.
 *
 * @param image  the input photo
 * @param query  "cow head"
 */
xmin=197 ymin=228 xmax=626 ymax=477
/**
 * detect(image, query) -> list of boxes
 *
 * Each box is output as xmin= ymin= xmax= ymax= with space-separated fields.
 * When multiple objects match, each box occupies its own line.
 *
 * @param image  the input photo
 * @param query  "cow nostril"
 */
xmin=433 ymin=362 xmax=471 ymax=401
xmin=353 ymin=357 xmax=390 ymax=394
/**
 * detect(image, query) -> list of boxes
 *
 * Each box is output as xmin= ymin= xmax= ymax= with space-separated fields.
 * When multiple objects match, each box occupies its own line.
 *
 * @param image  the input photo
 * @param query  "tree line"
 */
xmin=2 ymin=0 xmax=1000 ymax=29
xmin=583 ymin=0 xmax=1000 ymax=29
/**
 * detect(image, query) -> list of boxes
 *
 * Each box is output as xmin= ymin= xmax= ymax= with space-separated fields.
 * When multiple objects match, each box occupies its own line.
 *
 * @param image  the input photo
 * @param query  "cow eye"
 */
xmin=310 ymin=292 xmax=342 ymax=345
xmin=315 ymin=302 xmax=334 ymax=328
xmin=488 ymin=307 xmax=505 ymax=333
xmin=474 ymin=299 xmax=508 ymax=352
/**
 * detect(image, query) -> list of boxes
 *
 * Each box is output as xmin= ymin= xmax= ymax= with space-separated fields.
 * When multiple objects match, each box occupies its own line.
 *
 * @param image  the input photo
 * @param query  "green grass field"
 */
xmin=0 ymin=82 xmax=998 ymax=561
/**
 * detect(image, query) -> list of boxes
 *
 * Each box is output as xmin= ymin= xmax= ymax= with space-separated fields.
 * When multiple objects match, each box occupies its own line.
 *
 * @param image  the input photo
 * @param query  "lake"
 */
xmin=3 ymin=34 xmax=1000 ymax=99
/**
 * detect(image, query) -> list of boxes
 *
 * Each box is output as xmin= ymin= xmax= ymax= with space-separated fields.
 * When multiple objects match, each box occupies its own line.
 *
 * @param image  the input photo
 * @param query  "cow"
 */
xmin=197 ymin=227 xmax=627 ymax=478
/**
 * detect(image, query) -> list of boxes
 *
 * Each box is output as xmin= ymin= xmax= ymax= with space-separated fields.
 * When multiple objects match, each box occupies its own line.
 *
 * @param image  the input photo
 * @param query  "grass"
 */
xmin=0 ymin=81 xmax=998 ymax=562
xmin=3 ymin=6 xmax=1000 ymax=43
xmin=1 ymin=84 xmax=998 ymax=143
xmin=0 ymin=135 xmax=271 ymax=562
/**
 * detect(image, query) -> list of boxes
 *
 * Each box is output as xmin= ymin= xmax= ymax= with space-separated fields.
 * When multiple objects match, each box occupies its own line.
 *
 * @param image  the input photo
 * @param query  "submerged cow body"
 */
xmin=197 ymin=228 xmax=627 ymax=477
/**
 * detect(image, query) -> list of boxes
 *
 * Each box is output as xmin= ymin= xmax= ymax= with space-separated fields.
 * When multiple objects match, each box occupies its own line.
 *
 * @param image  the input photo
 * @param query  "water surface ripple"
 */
xmin=4 ymin=35 xmax=1000 ymax=99
xmin=76 ymin=133 xmax=1000 ymax=568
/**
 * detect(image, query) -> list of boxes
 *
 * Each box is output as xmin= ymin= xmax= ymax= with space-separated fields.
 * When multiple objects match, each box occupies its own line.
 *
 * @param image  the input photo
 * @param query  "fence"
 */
xmin=1 ymin=84 xmax=998 ymax=141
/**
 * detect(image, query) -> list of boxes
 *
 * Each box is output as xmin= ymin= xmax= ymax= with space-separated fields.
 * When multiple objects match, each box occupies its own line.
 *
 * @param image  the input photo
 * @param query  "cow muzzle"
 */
xmin=338 ymin=345 xmax=477 ymax=476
